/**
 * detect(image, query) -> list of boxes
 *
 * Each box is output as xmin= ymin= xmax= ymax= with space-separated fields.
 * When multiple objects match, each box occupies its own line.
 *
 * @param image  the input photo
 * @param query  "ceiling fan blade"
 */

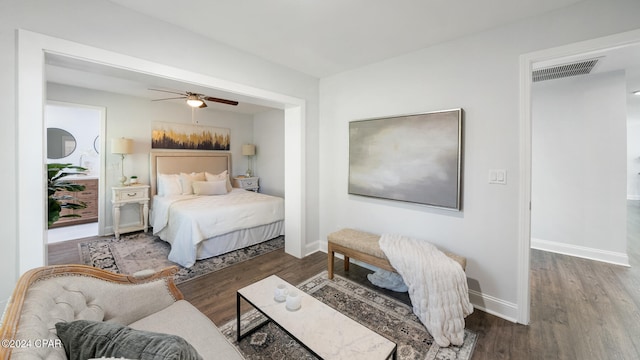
xmin=203 ymin=96 xmax=239 ymax=106
xmin=151 ymin=96 xmax=186 ymax=101
xmin=148 ymin=88 xmax=186 ymax=96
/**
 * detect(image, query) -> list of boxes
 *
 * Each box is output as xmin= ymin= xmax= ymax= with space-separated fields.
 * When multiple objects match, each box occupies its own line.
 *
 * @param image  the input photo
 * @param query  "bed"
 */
xmin=149 ymin=151 xmax=284 ymax=268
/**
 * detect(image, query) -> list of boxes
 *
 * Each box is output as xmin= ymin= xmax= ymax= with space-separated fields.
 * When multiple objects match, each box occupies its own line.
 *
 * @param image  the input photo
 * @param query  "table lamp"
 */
xmin=242 ymin=144 xmax=256 ymax=177
xmin=111 ymin=138 xmax=133 ymax=186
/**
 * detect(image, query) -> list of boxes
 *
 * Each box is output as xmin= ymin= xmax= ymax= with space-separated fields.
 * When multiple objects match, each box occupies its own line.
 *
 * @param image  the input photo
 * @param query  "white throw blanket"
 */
xmin=379 ymin=234 xmax=473 ymax=347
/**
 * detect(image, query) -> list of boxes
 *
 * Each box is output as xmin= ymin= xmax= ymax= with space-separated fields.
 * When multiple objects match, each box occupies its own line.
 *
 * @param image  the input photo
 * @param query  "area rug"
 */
xmin=220 ymin=271 xmax=477 ymax=360
xmin=78 ymin=232 xmax=284 ymax=284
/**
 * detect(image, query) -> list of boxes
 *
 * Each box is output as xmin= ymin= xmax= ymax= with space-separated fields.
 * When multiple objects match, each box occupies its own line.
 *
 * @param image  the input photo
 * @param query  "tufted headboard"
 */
xmin=149 ymin=150 xmax=232 ymax=197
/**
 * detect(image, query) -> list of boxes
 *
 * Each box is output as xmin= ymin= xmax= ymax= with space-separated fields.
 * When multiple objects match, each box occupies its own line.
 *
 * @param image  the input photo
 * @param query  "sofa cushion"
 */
xmin=128 ymin=300 xmax=244 ymax=360
xmin=55 ymin=320 xmax=202 ymax=360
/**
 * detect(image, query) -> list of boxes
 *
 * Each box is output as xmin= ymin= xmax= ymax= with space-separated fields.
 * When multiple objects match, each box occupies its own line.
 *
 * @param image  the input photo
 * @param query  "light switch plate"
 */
xmin=489 ymin=169 xmax=507 ymax=184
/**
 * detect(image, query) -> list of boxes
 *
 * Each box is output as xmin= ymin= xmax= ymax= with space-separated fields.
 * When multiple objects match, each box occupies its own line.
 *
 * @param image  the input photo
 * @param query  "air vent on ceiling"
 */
xmin=532 ymin=58 xmax=600 ymax=82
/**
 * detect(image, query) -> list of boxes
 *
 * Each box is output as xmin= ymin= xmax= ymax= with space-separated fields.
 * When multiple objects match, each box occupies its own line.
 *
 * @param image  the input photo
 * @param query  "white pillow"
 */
xmin=179 ymin=172 xmax=205 ymax=195
xmin=157 ymin=174 xmax=181 ymax=196
xmin=205 ymin=170 xmax=233 ymax=192
xmin=192 ymin=180 xmax=228 ymax=195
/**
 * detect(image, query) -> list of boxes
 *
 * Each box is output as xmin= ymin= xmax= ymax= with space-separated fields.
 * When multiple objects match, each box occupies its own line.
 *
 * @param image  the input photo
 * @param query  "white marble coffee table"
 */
xmin=236 ymin=274 xmax=397 ymax=360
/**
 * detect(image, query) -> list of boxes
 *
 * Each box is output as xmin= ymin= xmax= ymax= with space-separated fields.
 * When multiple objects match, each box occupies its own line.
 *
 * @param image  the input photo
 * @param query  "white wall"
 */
xmin=253 ymin=109 xmax=285 ymax=197
xmin=318 ymin=0 xmax=640 ymax=320
xmin=628 ymin=90 xmax=640 ymax=200
xmin=531 ymin=71 xmax=628 ymax=265
xmin=1 ymin=0 xmax=318 ymax=304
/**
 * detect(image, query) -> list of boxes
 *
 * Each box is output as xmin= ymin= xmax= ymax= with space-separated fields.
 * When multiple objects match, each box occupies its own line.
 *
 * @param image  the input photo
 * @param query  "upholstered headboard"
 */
xmin=149 ymin=150 xmax=232 ymax=196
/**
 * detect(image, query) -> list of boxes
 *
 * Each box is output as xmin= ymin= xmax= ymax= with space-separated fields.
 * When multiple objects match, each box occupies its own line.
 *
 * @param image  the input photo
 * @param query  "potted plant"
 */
xmin=48 ymin=163 xmax=88 ymax=228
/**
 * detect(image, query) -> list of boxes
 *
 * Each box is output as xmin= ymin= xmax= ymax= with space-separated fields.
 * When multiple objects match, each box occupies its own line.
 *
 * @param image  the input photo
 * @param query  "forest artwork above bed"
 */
xmin=348 ymin=109 xmax=463 ymax=210
xmin=152 ymin=121 xmax=230 ymax=150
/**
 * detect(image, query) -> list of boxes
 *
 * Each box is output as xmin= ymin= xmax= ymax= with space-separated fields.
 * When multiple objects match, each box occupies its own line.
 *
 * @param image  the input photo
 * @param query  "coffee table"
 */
xmin=237 ymin=275 xmax=397 ymax=360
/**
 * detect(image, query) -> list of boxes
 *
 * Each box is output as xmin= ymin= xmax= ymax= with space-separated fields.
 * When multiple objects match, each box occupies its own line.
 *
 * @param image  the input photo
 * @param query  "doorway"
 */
xmin=46 ymin=101 xmax=106 ymax=243
xmin=518 ymin=28 xmax=640 ymax=324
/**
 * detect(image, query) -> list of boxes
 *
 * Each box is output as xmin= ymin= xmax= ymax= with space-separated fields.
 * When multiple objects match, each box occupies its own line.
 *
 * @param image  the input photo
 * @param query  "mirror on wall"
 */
xmin=93 ymin=135 xmax=99 ymax=154
xmin=47 ymin=127 xmax=76 ymax=159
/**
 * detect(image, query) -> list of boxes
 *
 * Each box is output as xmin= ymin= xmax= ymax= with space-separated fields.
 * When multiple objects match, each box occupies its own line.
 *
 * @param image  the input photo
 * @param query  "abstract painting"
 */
xmin=349 ymin=109 xmax=463 ymax=210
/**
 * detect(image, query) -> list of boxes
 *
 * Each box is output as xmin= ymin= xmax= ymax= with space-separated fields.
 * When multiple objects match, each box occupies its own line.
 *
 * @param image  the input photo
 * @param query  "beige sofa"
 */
xmin=0 ymin=264 xmax=243 ymax=360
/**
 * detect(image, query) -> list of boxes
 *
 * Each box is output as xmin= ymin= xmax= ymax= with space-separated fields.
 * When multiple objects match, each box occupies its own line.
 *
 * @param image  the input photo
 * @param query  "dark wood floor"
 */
xmin=48 ymin=202 xmax=640 ymax=360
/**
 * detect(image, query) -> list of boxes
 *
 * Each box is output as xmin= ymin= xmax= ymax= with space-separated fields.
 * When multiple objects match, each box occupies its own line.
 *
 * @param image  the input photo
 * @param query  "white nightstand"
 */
xmin=233 ymin=176 xmax=259 ymax=192
xmin=111 ymin=184 xmax=150 ymax=239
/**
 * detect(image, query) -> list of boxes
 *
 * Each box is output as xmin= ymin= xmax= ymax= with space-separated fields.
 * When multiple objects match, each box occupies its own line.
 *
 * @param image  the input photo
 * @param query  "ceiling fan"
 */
xmin=149 ymin=88 xmax=239 ymax=108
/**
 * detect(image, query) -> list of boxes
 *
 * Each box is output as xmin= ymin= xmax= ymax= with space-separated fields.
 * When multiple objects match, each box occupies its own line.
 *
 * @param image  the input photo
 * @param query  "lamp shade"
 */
xmin=242 ymin=144 xmax=256 ymax=156
xmin=111 ymin=138 xmax=133 ymax=154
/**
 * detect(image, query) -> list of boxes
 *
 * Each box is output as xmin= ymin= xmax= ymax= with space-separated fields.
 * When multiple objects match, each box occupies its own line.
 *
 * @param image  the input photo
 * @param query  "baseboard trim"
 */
xmin=531 ymin=238 xmax=630 ymax=267
xmin=304 ymin=240 xmax=321 ymax=257
xmin=468 ymin=290 xmax=518 ymax=323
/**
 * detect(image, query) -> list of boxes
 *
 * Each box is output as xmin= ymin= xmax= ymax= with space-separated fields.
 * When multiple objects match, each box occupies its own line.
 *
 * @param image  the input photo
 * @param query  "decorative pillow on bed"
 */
xmin=180 ymin=172 xmax=206 ymax=195
xmin=192 ymin=180 xmax=228 ymax=195
xmin=205 ymin=170 xmax=233 ymax=192
xmin=55 ymin=320 xmax=202 ymax=360
xmin=158 ymin=174 xmax=182 ymax=196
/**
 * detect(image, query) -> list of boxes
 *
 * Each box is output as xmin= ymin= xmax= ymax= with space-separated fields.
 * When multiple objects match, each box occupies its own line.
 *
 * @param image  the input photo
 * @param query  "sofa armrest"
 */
xmin=0 ymin=265 xmax=183 ymax=360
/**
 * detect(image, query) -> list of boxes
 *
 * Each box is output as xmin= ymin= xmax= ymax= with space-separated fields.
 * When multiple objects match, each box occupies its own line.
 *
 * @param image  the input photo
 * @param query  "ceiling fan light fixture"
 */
xmin=186 ymin=94 xmax=204 ymax=107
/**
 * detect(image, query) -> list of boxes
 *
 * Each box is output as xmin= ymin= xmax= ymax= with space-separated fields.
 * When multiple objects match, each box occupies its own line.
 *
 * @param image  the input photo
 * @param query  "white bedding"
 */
xmin=151 ymin=188 xmax=284 ymax=268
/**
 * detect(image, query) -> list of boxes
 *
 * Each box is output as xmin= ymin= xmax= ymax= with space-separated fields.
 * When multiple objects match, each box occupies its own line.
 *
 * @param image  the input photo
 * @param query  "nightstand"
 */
xmin=233 ymin=176 xmax=259 ymax=192
xmin=111 ymin=184 xmax=150 ymax=239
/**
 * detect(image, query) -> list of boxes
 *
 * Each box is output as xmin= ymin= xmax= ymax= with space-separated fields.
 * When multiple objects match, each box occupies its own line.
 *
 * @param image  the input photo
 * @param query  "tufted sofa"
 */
xmin=0 ymin=264 xmax=243 ymax=360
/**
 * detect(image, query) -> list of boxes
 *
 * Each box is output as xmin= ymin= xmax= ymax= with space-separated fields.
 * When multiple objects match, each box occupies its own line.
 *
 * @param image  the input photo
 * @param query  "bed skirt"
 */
xmin=172 ymin=220 xmax=285 ymax=261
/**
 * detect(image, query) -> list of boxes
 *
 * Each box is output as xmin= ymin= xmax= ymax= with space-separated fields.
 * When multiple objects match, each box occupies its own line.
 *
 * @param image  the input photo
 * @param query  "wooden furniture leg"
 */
xmin=328 ymin=245 xmax=335 ymax=280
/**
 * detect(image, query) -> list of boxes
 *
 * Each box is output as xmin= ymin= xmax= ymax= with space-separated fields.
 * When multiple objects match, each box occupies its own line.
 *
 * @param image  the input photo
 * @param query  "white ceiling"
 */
xmin=45 ymin=54 xmax=278 ymax=114
xmin=107 ymin=0 xmax=585 ymax=78
xmin=47 ymin=0 xmax=640 ymax=113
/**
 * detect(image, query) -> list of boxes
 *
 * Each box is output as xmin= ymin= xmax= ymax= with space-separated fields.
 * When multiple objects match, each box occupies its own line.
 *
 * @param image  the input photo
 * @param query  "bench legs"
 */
xmin=328 ymin=242 xmax=352 ymax=280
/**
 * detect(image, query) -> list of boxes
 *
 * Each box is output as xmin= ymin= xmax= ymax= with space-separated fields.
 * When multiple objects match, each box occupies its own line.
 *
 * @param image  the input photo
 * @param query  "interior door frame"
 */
xmin=517 ymin=28 xmax=640 ymax=324
xmin=45 ymin=100 xmax=107 ymax=237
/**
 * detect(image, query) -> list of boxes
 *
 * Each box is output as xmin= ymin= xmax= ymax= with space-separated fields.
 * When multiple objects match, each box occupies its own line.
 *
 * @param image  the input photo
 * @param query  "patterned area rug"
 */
xmin=78 ymin=232 xmax=284 ymax=284
xmin=220 ymin=271 xmax=477 ymax=360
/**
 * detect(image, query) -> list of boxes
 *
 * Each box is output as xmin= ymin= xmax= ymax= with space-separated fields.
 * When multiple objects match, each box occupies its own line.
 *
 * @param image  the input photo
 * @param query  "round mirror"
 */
xmin=93 ymin=135 xmax=100 ymax=154
xmin=47 ymin=128 xmax=77 ymax=159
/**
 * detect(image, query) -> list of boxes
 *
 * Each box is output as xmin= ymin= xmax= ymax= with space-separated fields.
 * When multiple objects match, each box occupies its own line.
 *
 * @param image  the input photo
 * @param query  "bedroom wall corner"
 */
xmin=253 ymin=109 xmax=285 ymax=197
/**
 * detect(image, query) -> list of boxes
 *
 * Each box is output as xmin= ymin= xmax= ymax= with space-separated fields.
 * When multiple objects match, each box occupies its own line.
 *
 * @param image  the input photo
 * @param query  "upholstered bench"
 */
xmin=327 ymin=228 xmax=467 ymax=279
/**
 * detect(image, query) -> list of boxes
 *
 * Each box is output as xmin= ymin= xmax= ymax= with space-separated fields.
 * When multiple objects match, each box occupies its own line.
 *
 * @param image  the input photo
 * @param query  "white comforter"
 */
xmin=151 ymin=189 xmax=284 ymax=267
xmin=379 ymin=234 xmax=473 ymax=347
